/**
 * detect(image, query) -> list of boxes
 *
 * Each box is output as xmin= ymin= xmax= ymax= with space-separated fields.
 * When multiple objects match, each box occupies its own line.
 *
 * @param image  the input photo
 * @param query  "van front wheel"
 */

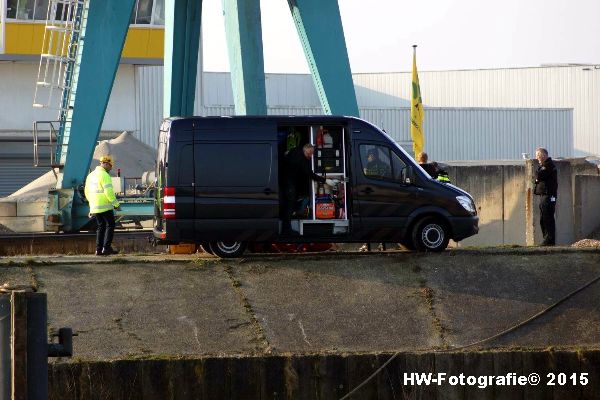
xmin=208 ymin=241 xmax=247 ymax=258
xmin=412 ymin=218 xmax=449 ymax=252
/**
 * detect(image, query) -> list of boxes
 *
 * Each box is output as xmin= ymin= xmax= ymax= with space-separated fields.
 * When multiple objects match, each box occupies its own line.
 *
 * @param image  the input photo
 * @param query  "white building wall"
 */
xmin=201 ymin=72 xmax=321 ymax=107
xmin=198 ymin=66 xmax=598 ymax=156
xmin=135 ymin=65 xmax=163 ymax=147
xmin=0 ymin=62 xmax=136 ymax=134
xmin=352 ymin=66 xmax=600 ymax=157
xmin=1 ymin=62 xmax=590 ymax=160
xmin=202 ymin=105 xmax=573 ymax=161
xmin=0 ymin=61 xmax=136 ymax=137
xmin=135 ymin=49 xmax=208 ymax=148
xmin=135 ymin=66 xmax=574 ymax=160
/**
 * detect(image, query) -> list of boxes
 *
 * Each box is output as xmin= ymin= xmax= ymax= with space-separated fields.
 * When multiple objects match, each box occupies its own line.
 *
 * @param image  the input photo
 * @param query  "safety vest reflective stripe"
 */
xmin=90 ymin=204 xmax=113 ymax=212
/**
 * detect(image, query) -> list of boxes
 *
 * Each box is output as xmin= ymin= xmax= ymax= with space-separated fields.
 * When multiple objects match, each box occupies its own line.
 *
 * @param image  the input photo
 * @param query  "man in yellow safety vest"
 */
xmin=84 ymin=155 xmax=121 ymax=255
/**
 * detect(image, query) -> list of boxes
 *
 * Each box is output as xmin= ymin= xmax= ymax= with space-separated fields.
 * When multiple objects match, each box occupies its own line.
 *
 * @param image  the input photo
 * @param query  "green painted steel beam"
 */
xmin=222 ymin=0 xmax=267 ymax=115
xmin=59 ymin=0 xmax=136 ymax=190
xmin=56 ymin=0 xmax=136 ymax=231
xmin=287 ymin=0 xmax=359 ymax=116
xmin=164 ymin=0 xmax=202 ymax=118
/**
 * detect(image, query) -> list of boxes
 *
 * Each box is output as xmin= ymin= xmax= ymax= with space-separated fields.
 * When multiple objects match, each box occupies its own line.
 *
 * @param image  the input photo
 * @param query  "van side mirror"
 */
xmin=402 ymin=166 xmax=415 ymax=185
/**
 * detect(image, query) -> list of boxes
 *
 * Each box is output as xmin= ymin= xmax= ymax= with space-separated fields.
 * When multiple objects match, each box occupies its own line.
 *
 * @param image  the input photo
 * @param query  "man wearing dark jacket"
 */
xmin=534 ymin=148 xmax=558 ymax=246
xmin=282 ymin=144 xmax=333 ymax=235
xmin=417 ymin=152 xmax=451 ymax=183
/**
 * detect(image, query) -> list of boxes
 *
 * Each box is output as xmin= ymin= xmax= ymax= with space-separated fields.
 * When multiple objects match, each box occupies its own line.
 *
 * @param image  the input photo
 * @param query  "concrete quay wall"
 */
xmin=48 ymin=350 xmax=600 ymax=400
xmin=447 ymin=159 xmax=599 ymax=246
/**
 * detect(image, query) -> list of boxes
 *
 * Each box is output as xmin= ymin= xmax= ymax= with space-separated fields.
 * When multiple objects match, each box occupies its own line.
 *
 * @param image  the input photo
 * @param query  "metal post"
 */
xmin=0 ymin=286 xmax=72 ymax=400
xmin=25 ymin=293 xmax=48 ymax=400
xmin=0 ymin=295 xmax=10 ymax=400
xmin=0 ymin=0 xmax=6 ymax=54
xmin=11 ymin=291 xmax=28 ymax=400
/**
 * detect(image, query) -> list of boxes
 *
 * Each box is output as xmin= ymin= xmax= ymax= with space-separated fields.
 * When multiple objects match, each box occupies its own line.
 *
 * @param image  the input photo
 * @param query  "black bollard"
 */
xmin=0 ymin=287 xmax=73 ymax=400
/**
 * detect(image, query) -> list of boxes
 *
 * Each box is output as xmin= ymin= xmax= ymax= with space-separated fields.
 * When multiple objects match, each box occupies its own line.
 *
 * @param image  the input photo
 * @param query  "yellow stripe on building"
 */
xmin=4 ymin=22 xmax=164 ymax=60
xmin=122 ymin=27 xmax=164 ymax=59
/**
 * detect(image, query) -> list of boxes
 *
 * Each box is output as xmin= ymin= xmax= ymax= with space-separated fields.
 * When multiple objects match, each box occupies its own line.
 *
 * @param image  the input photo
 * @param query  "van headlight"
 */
xmin=456 ymin=196 xmax=475 ymax=213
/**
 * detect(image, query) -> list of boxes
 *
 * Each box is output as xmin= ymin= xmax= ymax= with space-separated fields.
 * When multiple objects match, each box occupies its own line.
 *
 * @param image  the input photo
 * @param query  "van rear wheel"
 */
xmin=208 ymin=241 xmax=247 ymax=258
xmin=200 ymin=242 xmax=213 ymax=255
xmin=412 ymin=217 xmax=449 ymax=252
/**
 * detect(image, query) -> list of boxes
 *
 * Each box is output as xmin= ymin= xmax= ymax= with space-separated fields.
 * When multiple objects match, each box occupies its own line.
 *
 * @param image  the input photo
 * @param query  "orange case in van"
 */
xmin=316 ymin=201 xmax=335 ymax=219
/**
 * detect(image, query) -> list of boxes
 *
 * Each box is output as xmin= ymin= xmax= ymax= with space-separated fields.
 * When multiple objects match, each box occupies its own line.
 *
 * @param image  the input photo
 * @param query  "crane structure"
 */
xmin=33 ymin=0 xmax=359 ymax=232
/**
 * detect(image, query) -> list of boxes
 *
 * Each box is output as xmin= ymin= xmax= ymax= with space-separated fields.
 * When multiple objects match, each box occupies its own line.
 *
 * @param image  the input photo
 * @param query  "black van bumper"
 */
xmin=449 ymin=216 xmax=479 ymax=241
xmin=153 ymin=226 xmax=180 ymax=245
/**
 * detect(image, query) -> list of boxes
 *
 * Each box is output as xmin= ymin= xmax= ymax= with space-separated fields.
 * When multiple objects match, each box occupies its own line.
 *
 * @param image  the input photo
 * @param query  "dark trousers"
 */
xmin=94 ymin=210 xmax=115 ymax=250
xmin=282 ymin=181 xmax=297 ymax=231
xmin=539 ymin=195 xmax=556 ymax=245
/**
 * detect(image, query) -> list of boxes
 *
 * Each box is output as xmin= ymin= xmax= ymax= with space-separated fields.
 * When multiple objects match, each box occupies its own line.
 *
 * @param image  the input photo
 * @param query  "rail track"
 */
xmin=0 ymin=230 xmax=153 ymax=241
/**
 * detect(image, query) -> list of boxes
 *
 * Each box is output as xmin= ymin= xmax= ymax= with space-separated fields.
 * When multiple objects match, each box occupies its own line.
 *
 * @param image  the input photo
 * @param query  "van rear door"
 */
xmin=193 ymin=120 xmax=279 ymax=241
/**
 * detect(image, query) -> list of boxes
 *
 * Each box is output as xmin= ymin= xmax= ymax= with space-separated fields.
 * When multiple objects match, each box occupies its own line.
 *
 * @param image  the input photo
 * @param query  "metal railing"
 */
xmin=32 ymin=120 xmax=66 ymax=168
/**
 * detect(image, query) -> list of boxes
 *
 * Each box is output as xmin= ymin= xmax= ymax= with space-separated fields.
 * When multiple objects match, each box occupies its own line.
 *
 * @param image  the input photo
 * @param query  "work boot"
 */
xmin=102 ymin=246 xmax=118 ymax=256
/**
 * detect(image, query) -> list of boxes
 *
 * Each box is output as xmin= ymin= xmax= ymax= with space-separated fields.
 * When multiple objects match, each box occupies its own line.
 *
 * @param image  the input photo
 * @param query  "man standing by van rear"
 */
xmin=84 ymin=155 xmax=122 ymax=255
xmin=282 ymin=143 xmax=333 ymax=235
xmin=534 ymin=147 xmax=558 ymax=246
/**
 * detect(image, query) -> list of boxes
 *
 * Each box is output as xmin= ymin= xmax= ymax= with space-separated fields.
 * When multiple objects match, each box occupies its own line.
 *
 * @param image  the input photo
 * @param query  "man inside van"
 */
xmin=364 ymin=148 xmax=391 ymax=178
xmin=282 ymin=143 xmax=334 ymax=235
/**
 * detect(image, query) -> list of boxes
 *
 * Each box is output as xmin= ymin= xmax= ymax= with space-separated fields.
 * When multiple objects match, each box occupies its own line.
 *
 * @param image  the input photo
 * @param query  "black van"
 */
xmin=153 ymin=116 xmax=478 ymax=257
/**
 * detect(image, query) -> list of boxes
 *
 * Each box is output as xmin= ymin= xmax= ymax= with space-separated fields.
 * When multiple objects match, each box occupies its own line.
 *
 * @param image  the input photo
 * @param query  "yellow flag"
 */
xmin=410 ymin=47 xmax=425 ymax=156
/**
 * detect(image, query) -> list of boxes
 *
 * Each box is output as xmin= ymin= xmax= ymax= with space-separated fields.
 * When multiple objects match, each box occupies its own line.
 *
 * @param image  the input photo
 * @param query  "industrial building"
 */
xmin=0 ymin=1 xmax=598 ymax=196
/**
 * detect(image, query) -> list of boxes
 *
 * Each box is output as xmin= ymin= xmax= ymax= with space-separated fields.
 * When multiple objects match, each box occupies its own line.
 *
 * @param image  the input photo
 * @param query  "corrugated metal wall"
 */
xmin=0 ymin=142 xmax=49 ymax=197
xmin=0 ymin=159 xmax=48 ymax=197
xmin=196 ymin=106 xmax=574 ymax=161
xmin=134 ymin=65 xmax=589 ymax=158
xmin=135 ymin=66 xmax=163 ymax=148
xmin=198 ymin=66 xmax=598 ymax=156
xmin=423 ymin=108 xmax=573 ymax=160
xmin=352 ymin=66 xmax=599 ymax=157
xmin=203 ymin=72 xmax=321 ymax=107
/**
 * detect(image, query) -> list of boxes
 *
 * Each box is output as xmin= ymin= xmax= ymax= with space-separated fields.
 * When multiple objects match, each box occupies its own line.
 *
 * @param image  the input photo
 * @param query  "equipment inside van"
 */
xmin=153 ymin=116 xmax=478 ymax=257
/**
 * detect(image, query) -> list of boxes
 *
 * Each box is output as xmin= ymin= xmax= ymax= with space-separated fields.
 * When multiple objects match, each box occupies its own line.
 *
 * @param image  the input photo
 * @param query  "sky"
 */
xmin=201 ymin=0 xmax=600 ymax=73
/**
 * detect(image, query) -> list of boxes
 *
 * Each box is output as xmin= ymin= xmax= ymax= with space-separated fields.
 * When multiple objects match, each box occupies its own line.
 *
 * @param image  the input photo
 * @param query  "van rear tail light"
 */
xmin=163 ymin=186 xmax=176 ymax=220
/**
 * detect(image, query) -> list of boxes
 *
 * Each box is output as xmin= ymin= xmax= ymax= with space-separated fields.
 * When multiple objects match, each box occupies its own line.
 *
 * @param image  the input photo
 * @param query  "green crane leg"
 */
xmin=59 ymin=0 xmax=136 ymax=190
xmin=55 ymin=0 xmax=136 ymax=231
xmin=164 ymin=0 xmax=202 ymax=118
xmin=222 ymin=0 xmax=267 ymax=115
xmin=287 ymin=0 xmax=359 ymax=116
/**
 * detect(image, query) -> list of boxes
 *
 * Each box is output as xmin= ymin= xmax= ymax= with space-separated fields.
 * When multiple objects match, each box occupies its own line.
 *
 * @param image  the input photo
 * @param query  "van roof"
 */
xmin=164 ymin=115 xmax=363 ymax=129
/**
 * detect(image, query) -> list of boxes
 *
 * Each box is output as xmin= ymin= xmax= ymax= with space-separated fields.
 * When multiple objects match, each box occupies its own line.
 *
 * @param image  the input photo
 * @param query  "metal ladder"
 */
xmin=32 ymin=0 xmax=87 ymax=168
